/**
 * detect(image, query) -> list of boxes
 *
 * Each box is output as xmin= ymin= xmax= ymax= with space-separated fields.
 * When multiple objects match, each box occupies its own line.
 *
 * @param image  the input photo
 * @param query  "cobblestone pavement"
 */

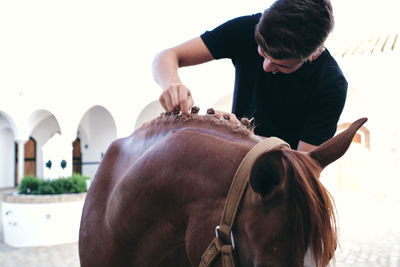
xmin=1 ymin=188 xmax=399 ymax=266
xmin=333 ymin=193 xmax=400 ymax=267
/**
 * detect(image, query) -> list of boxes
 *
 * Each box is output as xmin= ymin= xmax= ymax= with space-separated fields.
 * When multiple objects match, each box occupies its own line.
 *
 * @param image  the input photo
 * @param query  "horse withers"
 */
xmin=79 ymin=112 xmax=367 ymax=267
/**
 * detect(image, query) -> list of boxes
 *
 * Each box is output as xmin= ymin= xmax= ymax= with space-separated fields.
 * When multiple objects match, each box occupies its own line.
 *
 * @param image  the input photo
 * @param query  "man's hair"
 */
xmin=255 ymin=0 xmax=334 ymax=60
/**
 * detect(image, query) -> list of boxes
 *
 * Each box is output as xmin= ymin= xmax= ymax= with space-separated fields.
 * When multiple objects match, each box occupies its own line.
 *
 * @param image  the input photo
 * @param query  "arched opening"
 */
xmin=77 ymin=106 xmax=117 ymax=179
xmin=27 ymin=110 xmax=61 ymax=178
xmin=135 ymin=100 xmax=164 ymax=130
xmin=212 ymin=93 xmax=233 ymax=113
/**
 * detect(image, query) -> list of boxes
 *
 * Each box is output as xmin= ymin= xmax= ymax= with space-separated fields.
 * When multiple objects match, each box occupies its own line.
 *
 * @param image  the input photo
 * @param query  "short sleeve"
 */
xmin=200 ymin=14 xmax=261 ymax=60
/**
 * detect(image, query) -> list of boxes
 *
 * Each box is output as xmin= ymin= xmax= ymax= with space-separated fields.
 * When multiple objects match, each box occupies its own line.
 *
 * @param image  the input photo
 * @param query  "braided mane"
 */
xmin=138 ymin=113 xmax=254 ymax=138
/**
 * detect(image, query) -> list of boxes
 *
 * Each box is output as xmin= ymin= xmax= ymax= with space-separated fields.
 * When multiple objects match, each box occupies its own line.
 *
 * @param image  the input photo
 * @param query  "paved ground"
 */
xmin=333 ymin=193 xmax=400 ymax=267
xmin=1 ymin=188 xmax=399 ymax=266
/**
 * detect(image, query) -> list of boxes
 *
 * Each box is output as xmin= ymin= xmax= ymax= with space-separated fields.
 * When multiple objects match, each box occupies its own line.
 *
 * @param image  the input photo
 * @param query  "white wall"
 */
xmin=0 ymin=128 xmax=15 ymax=188
xmin=2 ymin=199 xmax=85 ymax=247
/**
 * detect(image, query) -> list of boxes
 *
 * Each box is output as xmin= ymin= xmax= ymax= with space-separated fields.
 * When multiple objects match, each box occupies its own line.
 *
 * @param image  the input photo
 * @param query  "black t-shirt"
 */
xmin=201 ymin=13 xmax=347 ymax=149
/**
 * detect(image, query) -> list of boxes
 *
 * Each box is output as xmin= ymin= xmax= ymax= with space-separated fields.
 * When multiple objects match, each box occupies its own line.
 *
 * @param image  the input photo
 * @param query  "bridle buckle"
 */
xmin=215 ymin=226 xmax=235 ymax=250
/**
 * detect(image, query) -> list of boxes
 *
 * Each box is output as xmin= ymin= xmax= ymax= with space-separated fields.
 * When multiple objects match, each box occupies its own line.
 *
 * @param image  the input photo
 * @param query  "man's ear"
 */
xmin=249 ymin=150 xmax=285 ymax=197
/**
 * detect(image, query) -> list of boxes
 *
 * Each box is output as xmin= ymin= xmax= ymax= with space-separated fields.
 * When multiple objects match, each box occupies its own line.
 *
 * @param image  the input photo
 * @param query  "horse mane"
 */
xmin=139 ymin=113 xmax=254 ymax=138
xmin=281 ymin=149 xmax=337 ymax=267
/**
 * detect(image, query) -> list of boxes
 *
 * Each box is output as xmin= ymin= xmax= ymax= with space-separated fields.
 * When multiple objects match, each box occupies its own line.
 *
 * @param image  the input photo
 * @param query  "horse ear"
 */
xmin=308 ymin=118 xmax=368 ymax=169
xmin=249 ymin=150 xmax=284 ymax=197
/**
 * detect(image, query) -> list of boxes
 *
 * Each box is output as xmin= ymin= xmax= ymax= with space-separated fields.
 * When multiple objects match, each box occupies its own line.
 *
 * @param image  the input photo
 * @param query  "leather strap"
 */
xmin=199 ymin=137 xmax=290 ymax=267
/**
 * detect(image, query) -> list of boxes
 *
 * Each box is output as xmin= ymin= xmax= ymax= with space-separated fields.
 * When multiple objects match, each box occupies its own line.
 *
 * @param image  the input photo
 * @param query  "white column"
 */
xmin=17 ymin=140 xmax=26 ymax=184
xmin=67 ymin=142 xmax=73 ymax=177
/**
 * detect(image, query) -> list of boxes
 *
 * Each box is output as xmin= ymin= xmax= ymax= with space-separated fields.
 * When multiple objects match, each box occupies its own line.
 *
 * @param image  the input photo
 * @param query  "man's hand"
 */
xmin=159 ymin=83 xmax=194 ymax=115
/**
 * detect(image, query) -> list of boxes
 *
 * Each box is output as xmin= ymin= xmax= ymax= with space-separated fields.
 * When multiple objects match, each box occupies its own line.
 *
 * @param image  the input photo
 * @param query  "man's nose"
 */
xmin=263 ymin=58 xmax=277 ymax=73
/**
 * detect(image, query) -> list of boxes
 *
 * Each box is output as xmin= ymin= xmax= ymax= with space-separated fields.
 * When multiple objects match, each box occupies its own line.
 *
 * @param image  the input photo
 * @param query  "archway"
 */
xmin=77 ymin=106 xmax=117 ymax=179
xmin=212 ymin=93 xmax=233 ymax=113
xmin=135 ymin=100 xmax=164 ymax=130
xmin=27 ymin=110 xmax=61 ymax=178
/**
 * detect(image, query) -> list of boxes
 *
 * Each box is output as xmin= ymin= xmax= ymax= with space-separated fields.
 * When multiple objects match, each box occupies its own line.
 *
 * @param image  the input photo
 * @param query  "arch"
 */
xmin=212 ymin=93 xmax=233 ymax=113
xmin=28 ymin=109 xmax=61 ymax=135
xmin=77 ymin=105 xmax=117 ymax=179
xmin=0 ymin=110 xmax=19 ymax=137
xmin=27 ymin=109 xmax=62 ymax=178
xmin=135 ymin=100 xmax=164 ymax=130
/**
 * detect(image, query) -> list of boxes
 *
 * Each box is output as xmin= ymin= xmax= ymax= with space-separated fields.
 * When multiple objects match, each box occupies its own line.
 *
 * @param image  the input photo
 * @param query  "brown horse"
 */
xmin=79 ymin=113 xmax=367 ymax=267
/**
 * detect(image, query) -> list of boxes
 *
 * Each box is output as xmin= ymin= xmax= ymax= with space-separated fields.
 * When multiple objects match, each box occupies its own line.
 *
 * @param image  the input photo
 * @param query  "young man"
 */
xmin=152 ymin=0 xmax=347 ymax=152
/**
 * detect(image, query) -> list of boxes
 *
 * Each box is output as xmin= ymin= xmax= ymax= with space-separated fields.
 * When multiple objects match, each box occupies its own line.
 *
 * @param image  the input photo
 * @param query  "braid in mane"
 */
xmin=139 ymin=113 xmax=254 ymax=138
xmin=282 ymin=149 xmax=337 ymax=267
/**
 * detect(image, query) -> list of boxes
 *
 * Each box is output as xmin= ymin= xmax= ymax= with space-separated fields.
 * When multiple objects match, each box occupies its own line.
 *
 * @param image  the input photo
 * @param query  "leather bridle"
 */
xmin=199 ymin=137 xmax=290 ymax=267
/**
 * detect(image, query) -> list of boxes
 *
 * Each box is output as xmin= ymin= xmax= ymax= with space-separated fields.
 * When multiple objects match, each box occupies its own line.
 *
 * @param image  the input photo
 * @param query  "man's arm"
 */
xmin=152 ymin=37 xmax=214 ymax=115
xmin=297 ymin=140 xmax=317 ymax=152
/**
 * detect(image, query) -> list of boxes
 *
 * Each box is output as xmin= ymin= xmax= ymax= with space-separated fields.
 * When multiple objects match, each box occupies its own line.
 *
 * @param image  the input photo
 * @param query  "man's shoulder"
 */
xmin=309 ymin=49 xmax=347 ymax=84
xmin=200 ymin=13 xmax=261 ymax=59
xmin=212 ymin=13 xmax=261 ymax=32
xmin=233 ymin=13 xmax=262 ymax=24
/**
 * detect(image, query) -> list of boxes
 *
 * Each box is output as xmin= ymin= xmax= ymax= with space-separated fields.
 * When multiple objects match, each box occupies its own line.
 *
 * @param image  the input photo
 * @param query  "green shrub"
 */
xmin=19 ymin=174 xmax=90 ymax=195
xmin=36 ymin=181 xmax=56 ymax=195
xmin=51 ymin=178 xmax=71 ymax=194
xmin=69 ymin=173 xmax=87 ymax=193
xmin=19 ymin=175 xmax=41 ymax=194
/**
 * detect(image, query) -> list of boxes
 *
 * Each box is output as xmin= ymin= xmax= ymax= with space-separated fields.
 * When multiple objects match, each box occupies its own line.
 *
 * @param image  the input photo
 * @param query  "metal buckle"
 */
xmin=215 ymin=226 xmax=235 ymax=250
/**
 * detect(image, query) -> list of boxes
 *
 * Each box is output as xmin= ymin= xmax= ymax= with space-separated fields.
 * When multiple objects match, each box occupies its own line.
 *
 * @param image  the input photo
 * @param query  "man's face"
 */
xmin=257 ymin=46 xmax=304 ymax=74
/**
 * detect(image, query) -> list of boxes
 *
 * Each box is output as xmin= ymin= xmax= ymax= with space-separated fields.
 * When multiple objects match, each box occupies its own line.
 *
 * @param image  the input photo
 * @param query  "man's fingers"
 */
xmin=187 ymin=97 xmax=194 ymax=114
xmin=178 ymin=87 xmax=192 ymax=115
xmin=160 ymin=90 xmax=174 ymax=112
xmin=159 ymin=83 xmax=195 ymax=115
xmin=169 ymin=87 xmax=179 ymax=110
xmin=159 ymin=95 xmax=168 ymax=111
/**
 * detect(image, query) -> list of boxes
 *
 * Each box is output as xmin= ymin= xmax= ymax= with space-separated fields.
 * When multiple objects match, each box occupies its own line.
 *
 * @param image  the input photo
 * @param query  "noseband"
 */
xmin=199 ymin=137 xmax=290 ymax=267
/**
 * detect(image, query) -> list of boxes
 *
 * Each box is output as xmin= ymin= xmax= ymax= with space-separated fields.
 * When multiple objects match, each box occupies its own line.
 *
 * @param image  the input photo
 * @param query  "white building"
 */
xmin=1 ymin=0 xmax=399 ymax=199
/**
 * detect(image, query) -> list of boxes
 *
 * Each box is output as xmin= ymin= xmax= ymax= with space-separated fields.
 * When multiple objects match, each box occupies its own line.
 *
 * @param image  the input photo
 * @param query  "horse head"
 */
xmin=235 ymin=118 xmax=367 ymax=267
